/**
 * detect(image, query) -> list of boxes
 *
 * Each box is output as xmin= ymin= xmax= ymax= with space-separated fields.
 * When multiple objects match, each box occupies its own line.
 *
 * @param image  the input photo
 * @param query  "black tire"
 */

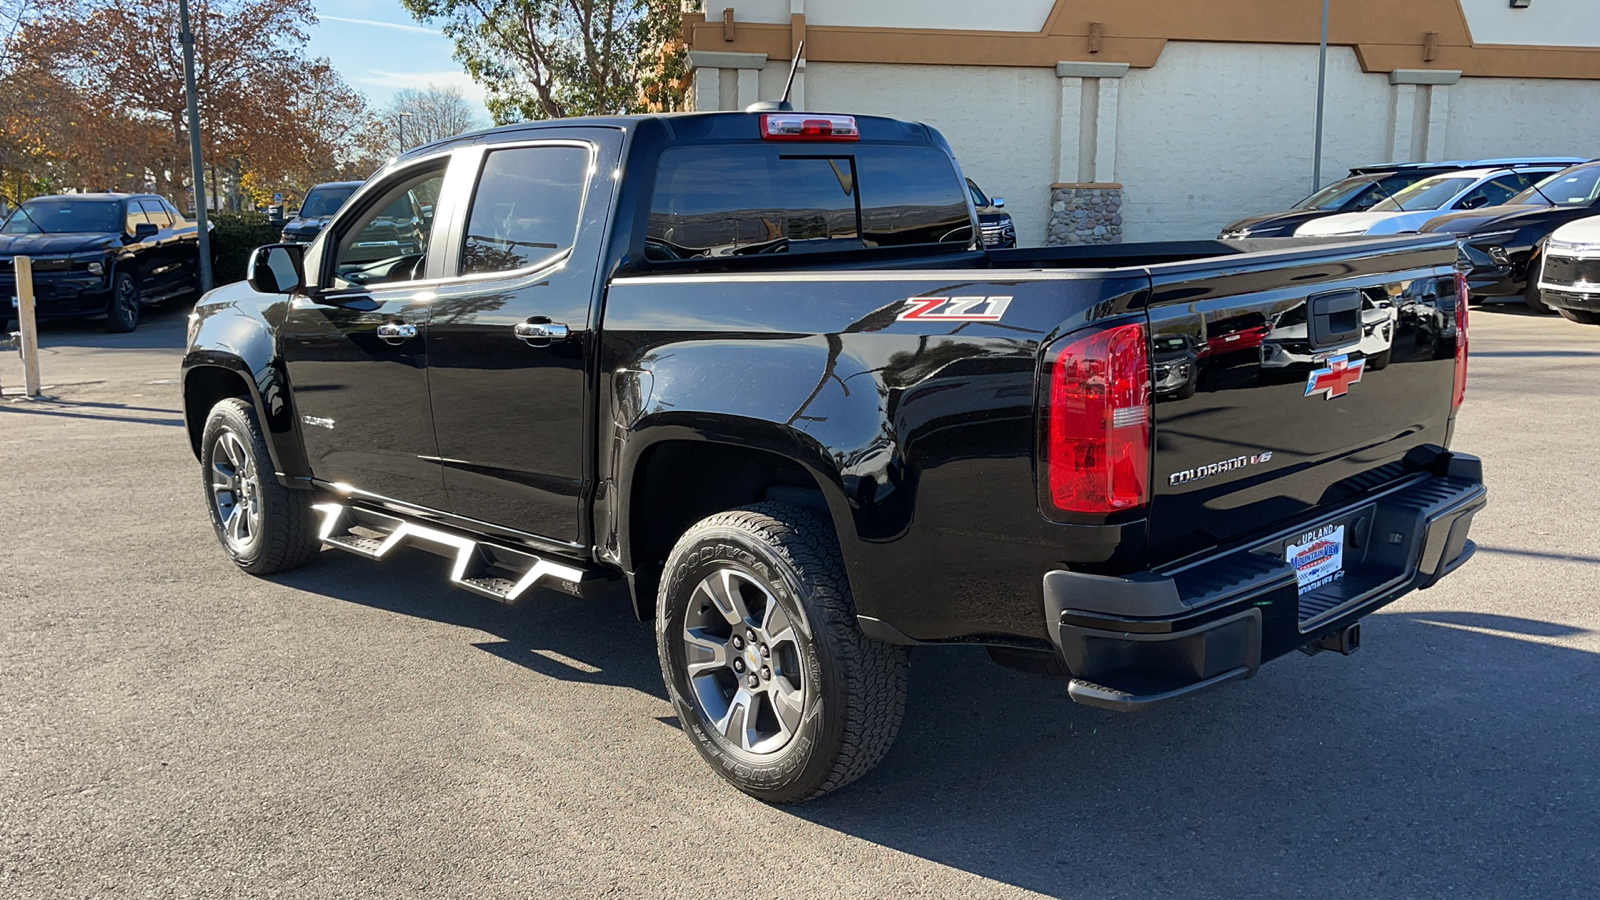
xmin=103 ymin=270 xmax=141 ymax=332
xmin=1557 ymin=306 xmax=1600 ymax=325
xmin=199 ymin=398 xmax=320 ymax=575
xmin=657 ymin=502 xmax=909 ymax=802
xmin=1523 ymin=279 xmax=1555 ymax=315
xmin=1174 ymin=380 xmax=1196 ymax=400
xmin=1366 ymin=348 xmax=1392 ymax=371
xmin=986 ymin=645 xmax=1073 ymax=679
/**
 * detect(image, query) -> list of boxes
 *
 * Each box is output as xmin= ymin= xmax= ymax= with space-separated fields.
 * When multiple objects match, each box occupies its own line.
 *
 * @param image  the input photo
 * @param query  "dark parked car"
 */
xmin=1 ymin=193 xmax=202 ymax=332
xmin=1151 ymin=333 xmax=1199 ymax=399
xmin=279 ymin=181 xmax=363 ymax=244
xmin=1219 ymin=157 xmax=1586 ymax=239
xmin=1421 ymin=161 xmax=1600 ymax=313
xmin=967 ymin=177 xmax=1016 ymax=248
xmin=183 ymin=110 xmax=1482 ymax=802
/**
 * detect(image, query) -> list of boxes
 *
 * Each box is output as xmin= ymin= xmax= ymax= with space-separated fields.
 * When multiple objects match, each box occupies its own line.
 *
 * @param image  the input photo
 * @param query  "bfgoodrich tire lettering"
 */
xmin=657 ymin=502 xmax=909 ymax=802
xmin=200 ymin=397 xmax=320 ymax=575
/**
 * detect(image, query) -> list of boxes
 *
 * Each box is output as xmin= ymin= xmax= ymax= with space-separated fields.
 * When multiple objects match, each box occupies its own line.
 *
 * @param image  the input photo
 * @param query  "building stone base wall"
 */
xmin=1047 ymin=184 xmax=1123 ymax=245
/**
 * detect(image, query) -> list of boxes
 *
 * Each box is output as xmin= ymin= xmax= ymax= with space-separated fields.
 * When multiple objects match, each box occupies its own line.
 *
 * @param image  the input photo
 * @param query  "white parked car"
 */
xmin=1536 ymin=215 xmax=1600 ymax=324
xmin=1296 ymin=166 xmax=1567 ymax=237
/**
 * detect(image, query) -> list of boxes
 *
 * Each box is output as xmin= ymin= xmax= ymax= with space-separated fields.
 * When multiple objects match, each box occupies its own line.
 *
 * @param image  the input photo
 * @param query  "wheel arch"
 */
xmin=616 ymin=424 xmax=853 ymax=624
xmin=182 ymin=351 xmax=311 ymax=487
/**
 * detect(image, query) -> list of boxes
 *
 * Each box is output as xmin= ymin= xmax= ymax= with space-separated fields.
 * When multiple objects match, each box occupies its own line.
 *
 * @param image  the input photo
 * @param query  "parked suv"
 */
xmin=967 ymin=177 xmax=1016 ymax=248
xmin=1 ymin=192 xmax=202 ymax=332
xmin=1536 ymin=215 xmax=1600 ymax=324
xmin=1422 ymin=161 xmax=1600 ymax=313
xmin=280 ymin=181 xmax=363 ymax=244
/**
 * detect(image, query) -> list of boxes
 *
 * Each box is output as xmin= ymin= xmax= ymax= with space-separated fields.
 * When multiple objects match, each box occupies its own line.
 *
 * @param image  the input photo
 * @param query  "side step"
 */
xmin=312 ymin=502 xmax=601 ymax=604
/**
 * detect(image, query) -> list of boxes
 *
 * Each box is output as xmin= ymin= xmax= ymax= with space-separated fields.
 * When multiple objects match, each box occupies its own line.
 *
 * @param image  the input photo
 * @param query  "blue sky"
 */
xmin=306 ymin=0 xmax=491 ymax=118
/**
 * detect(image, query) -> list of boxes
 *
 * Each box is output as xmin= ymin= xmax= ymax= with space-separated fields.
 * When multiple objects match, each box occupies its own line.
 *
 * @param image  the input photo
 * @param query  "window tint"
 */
xmin=1459 ymin=176 xmax=1526 ymax=210
xmin=460 ymin=145 xmax=590 ymax=275
xmin=330 ymin=166 xmax=446 ymax=288
xmin=161 ymin=197 xmax=186 ymax=223
xmin=858 ymin=148 xmax=972 ymax=247
xmin=646 ymin=145 xmax=971 ymax=261
xmin=124 ymin=203 xmax=151 ymax=233
xmin=138 ymin=200 xmax=172 ymax=228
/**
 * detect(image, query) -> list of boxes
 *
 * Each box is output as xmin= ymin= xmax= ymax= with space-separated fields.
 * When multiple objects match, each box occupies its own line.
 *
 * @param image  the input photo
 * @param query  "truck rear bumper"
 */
xmin=1043 ymin=453 xmax=1486 ymax=711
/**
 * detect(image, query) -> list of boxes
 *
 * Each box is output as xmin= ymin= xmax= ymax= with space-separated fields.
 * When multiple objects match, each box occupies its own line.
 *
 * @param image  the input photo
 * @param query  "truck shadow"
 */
xmin=276 ymin=551 xmax=1598 ymax=898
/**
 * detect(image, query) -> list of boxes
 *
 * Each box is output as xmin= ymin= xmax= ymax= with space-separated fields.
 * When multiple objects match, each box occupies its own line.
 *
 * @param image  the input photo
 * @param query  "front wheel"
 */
xmin=1523 ymin=278 xmax=1555 ymax=315
xmin=103 ymin=270 xmax=141 ymax=332
xmin=1558 ymin=306 xmax=1600 ymax=325
xmin=200 ymin=398 xmax=320 ymax=574
xmin=657 ymin=502 xmax=909 ymax=802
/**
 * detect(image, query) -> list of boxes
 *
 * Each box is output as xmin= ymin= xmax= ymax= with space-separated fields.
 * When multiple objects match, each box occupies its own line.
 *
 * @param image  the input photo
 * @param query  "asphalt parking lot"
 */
xmin=2 ymin=299 xmax=1597 ymax=899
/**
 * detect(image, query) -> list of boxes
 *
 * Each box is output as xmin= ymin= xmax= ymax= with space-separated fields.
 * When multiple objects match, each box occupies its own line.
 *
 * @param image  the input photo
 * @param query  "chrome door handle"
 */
xmin=376 ymin=322 xmax=417 ymax=344
xmin=514 ymin=320 xmax=570 ymax=344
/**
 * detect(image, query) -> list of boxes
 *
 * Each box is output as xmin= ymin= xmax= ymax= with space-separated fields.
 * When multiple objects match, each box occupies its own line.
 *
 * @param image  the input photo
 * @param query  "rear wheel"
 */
xmin=200 ymin=398 xmax=320 ymax=574
xmin=103 ymin=270 xmax=141 ymax=332
xmin=1557 ymin=306 xmax=1600 ymax=325
xmin=657 ymin=502 xmax=909 ymax=802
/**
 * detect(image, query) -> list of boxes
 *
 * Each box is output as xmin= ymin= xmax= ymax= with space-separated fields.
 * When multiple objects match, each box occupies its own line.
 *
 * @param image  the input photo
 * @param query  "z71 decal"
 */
xmin=897 ymin=295 xmax=1013 ymax=322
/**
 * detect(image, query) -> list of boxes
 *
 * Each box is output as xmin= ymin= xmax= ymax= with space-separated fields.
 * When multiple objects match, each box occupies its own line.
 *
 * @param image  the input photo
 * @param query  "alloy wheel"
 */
xmin=210 ymin=430 xmax=262 ymax=553
xmin=680 ymin=567 xmax=807 ymax=755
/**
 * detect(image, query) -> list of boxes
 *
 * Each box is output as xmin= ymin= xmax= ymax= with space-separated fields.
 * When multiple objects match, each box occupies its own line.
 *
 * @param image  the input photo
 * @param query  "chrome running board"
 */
xmin=312 ymin=502 xmax=595 ymax=603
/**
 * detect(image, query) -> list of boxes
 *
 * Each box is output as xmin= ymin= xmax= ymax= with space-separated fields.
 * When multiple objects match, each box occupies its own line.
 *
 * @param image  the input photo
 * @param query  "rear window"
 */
xmin=646 ymin=145 xmax=971 ymax=261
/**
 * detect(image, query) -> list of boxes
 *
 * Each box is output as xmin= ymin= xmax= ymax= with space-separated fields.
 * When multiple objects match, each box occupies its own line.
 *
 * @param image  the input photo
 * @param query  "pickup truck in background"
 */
xmin=181 ymin=110 xmax=1486 ymax=802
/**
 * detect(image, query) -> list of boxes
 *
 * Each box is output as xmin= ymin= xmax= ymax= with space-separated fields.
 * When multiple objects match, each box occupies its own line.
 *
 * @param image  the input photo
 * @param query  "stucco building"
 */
xmin=682 ymin=1 xmax=1600 ymax=245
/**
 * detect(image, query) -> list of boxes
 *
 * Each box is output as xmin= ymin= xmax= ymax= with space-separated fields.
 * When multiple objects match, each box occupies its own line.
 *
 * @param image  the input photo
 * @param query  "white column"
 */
xmin=737 ymin=67 xmax=760 ymax=111
xmin=693 ymin=66 xmax=721 ymax=113
xmin=1056 ymin=75 xmax=1084 ymax=184
xmin=1424 ymin=84 xmax=1451 ymax=161
xmin=1387 ymin=83 xmax=1418 ymax=163
xmin=1093 ymin=77 xmax=1120 ymax=185
xmin=1389 ymin=69 xmax=1461 ymax=164
xmin=1056 ymin=61 xmax=1129 ymax=184
xmin=687 ymin=51 xmax=769 ymax=112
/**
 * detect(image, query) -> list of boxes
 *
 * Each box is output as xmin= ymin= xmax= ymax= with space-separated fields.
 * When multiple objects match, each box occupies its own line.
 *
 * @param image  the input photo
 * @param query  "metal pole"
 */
xmin=179 ymin=0 xmax=214 ymax=292
xmin=16 ymin=256 xmax=43 ymax=398
xmin=1312 ymin=0 xmax=1330 ymax=191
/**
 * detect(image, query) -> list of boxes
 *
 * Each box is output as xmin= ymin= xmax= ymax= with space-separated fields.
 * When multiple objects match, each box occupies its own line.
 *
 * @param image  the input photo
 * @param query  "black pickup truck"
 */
xmin=181 ymin=111 xmax=1485 ymax=802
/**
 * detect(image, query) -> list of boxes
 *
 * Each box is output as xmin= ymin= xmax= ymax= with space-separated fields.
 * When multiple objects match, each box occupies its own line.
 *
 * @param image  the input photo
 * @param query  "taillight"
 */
xmin=1453 ymin=271 xmax=1469 ymax=409
xmin=759 ymin=114 xmax=860 ymax=141
xmin=1040 ymin=321 xmax=1152 ymax=516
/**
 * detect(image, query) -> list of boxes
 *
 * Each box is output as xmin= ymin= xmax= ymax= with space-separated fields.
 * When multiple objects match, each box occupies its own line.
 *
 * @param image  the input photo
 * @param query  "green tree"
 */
xmin=401 ymin=0 xmax=685 ymax=123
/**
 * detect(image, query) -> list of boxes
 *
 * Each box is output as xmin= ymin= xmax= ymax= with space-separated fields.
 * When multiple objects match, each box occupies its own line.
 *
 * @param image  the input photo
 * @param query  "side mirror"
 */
xmin=247 ymin=243 xmax=306 ymax=294
xmin=132 ymin=222 xmax=159 ymax=242
xmin=991 ymin=196 xmax=1006 ymax=209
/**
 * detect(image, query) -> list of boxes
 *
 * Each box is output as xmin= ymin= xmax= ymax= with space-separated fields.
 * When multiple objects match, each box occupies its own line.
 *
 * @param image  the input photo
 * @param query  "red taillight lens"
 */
xmin=759 ymin=113 xmax=861 ymax=141
xmin=1041 ymin=321 xmax=1152 ymax=515
xmin=1453 ymin=271 xmax=1469 ymax=409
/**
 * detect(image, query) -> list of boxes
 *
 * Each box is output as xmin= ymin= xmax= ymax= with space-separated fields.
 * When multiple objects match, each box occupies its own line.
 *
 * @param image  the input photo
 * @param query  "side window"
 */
xmin=330 ymin=166 xmax=446 ymax=288
xmin=124 ymin=202 xmax=150 ymax=234
xmin=460 ymin=145 xmax=590 ymax=275
xmin=1458 ymin=177 xmax=1523 ymax=210
xmin=160 ymin=197 xmax=186 ymax=224
xmin=138 ymin=200 xmax=172 ymax=229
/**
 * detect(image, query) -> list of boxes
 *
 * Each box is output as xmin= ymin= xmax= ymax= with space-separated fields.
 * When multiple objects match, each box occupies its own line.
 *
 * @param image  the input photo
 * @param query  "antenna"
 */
xmin=745 ymin=41 xmax=804 ymax=112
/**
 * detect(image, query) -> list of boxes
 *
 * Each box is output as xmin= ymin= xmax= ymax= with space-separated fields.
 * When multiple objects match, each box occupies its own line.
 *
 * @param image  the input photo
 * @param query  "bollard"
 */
xmin=15 ymin=255 xmax=43 ymax=398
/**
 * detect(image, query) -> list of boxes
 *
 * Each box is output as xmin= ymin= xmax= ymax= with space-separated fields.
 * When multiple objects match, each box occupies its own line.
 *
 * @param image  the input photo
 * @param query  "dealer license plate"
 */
xmin=1288 ymin=523 xmax=1345 ymax=595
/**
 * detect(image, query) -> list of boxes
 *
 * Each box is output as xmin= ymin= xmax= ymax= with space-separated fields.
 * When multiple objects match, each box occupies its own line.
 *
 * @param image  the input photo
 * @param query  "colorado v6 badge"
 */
xmin=1305 ymin=354 xmax=1365 ymax=400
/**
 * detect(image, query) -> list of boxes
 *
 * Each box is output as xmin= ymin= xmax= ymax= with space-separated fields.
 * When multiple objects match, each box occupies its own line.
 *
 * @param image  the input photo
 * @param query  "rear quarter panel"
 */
xmin=597 ymin=270 xmax=1146 ymax=642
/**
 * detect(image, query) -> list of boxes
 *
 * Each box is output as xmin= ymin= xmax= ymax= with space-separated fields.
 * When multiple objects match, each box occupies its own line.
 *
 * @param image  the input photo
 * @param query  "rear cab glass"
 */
xmin=645 ymin=144 xmax=972 ymax=262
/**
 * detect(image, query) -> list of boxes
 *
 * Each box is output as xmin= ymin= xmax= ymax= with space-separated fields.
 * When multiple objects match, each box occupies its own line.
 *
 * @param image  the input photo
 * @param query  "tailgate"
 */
xmin=1145 ymin=237 xmax=1463 ymax=562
